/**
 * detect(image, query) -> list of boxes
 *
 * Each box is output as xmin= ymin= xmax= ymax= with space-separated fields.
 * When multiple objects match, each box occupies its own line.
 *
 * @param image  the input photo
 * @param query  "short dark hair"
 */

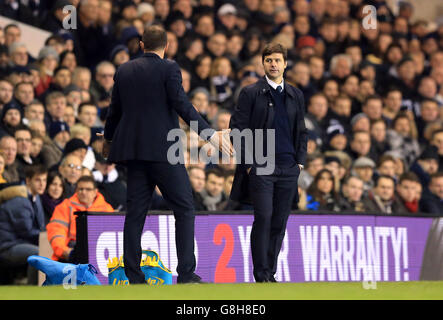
xmin=77 ymin=175 xmax=97 ymax=188
xmin=54 ymin=66 xmax=70 ymax=76
xmin=376 ymin=154 xmax=396 ymax=168
xmin=205 ymin=168 xmax=225 ymax=181
xmin=14 ymin=81 xmax=33 ymax=91
xmin=262 ymin=43 xmax=287 ymax=63
xmin=375 ymin=174 xmax=395 ymax=186
xmin=363 ymin=94 xmax=382 ymax=106
xmin=142 ymin=25 xmax=167 ymax=51
xmin=14 ymin=124 xmax=32 ymax=136
xmin=25 ymin=164 xmax=48 ymax=180
xmin=78 ymin=101 xmax=96 ymax=114
xmin=399 ymin=172 xmax=420 ymax=184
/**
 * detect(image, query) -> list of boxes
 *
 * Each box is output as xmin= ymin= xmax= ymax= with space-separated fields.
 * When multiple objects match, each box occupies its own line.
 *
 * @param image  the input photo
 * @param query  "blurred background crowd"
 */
xmin=0 ymin=0 xmax=442 ymax=223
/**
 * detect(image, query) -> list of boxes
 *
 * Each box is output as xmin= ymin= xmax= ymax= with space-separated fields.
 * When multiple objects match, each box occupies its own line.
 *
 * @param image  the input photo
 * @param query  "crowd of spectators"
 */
xmin=0 ymin=0 xmax=443 ymax=283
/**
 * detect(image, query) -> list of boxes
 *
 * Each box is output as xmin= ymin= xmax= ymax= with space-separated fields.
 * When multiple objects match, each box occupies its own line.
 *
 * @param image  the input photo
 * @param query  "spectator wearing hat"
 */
xmin=50 ymin=138 xmax=88 ymax=173
xmin=0 ymin=100 xmax=23 ymax=139
xmin=119 ymin=26 xmax=142 ymax=60
xmin=296 ymin=36 xmax=316 ymax=62
xmin=40 ymin=121 xmax=70 ymax=169
xmin=216 ymin=3 xmax=238 ymax=33
xmin=306 ymin=130 xmax=320 ymax=154
xmin=324 ymin=124 xmax=347 ymax=153
xmin=92 ymin=152 xmax=127 ymax=211
xmin=410 ymin=145 xmax=440 ymax=193
xmin=350 ymin=112 xmax=371 ymax=132
xmin=351 ymin=156 xmax=376 ymax=195
xmin=34 ymin=46 xmax=59 ymax=97
xmin=109 ymin=45 xmax=130 ymax=68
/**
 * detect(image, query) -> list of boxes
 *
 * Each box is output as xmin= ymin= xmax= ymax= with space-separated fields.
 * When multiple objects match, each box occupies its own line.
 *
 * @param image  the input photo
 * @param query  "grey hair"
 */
xmin=8 ymin=42 xmax=27 ymax=55
xmin=330 ymin=54 xmax=353 ymax=73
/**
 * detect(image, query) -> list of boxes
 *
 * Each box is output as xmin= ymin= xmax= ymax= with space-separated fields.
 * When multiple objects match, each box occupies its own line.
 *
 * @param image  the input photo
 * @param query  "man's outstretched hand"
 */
xmin=96 ymin=132 xmax=112 ymax=160
xmin=209 ymin=129 xmax=234 ymax=157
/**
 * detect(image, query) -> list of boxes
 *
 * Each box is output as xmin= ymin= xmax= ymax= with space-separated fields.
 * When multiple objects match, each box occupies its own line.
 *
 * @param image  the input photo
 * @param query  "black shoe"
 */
xmin=268 ymin=276 xmax=277 ymax=283
xmin=177 ymin=273 xmax=206 ymax=284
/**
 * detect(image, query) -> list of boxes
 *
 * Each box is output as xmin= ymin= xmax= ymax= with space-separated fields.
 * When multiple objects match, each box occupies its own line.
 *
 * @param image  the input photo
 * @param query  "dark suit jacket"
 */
xmin=104 ymin=52 xmax=215 ymax=163
xmin=229 ymin=77 xmax=308 ymax=204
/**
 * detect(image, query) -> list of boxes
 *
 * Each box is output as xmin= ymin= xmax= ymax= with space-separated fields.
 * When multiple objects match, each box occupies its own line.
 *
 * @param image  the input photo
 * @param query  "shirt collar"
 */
xmin=265 ymin=75 xmax=284 ymax=91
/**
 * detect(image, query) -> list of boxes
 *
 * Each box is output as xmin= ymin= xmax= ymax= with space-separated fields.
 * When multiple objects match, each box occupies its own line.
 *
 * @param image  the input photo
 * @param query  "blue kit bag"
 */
xmin=27 ymin=255 xmax=101 ymax=286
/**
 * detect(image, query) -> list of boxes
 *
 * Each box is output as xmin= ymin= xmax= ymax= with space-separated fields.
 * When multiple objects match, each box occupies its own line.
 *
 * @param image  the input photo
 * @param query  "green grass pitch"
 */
xmin=1 ymin=281 xmax=442 ymax=300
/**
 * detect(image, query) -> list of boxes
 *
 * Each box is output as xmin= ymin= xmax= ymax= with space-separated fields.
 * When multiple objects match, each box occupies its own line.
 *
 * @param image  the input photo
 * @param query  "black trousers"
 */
xmin=123 ymin=160 xmax=196 ymax=284
xmin=249 ymin=163 xmax=300 ymax=282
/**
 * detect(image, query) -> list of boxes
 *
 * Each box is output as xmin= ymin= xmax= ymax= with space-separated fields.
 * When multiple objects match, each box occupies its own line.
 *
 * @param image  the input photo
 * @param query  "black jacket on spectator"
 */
xmin=72 ymin=19 xmax=110 ymax=70
xmin=0 ymin=185 xmax=45 ymax=253
xmin=419 ymin=191 xmax=443 ymax=215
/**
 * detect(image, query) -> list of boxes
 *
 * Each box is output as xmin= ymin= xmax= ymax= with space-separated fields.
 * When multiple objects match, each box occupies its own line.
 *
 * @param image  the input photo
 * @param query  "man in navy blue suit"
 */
xmin=102 ymin=25 xmax=233 ymax=284
xmin=230 ymin=43 xmax=308 ymax=282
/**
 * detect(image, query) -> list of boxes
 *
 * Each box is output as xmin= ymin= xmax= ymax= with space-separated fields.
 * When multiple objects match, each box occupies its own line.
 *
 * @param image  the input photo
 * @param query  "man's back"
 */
xmin=105 ymin=53 xmax=212 ymax=163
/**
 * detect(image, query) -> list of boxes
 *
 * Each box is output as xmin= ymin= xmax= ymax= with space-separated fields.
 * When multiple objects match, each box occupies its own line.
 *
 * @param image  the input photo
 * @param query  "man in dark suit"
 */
xmin=102 ymin=26 xmax=233 ymax=284
xmin=230 ymin=43 xmax=308 ymax=282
